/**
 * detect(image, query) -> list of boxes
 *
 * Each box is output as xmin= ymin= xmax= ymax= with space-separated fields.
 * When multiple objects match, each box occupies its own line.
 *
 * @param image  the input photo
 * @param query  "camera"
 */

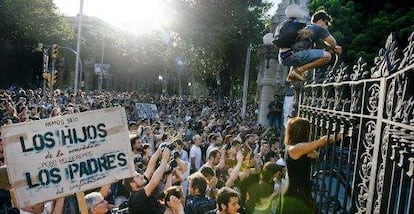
xmin=160 ymin=142 xmax=177 ymax=151
xmin=170 ymin=159 xmax=178 ymax=168
xmin=133 ymin=156 xmax=144 ymax=173
xmin=164 ymin=151 xmax=180 ymax=174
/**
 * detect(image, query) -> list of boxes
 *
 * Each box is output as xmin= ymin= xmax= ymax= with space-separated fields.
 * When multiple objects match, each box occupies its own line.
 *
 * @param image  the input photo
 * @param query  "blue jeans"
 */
xmin=268 ymin=114 xmax=282 ymax=130
xmin=279 ymin=49 xmax=324 ymax=67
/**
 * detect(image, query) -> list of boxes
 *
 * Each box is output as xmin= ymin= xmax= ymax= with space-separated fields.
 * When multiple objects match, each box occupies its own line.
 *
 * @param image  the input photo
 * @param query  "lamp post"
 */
xmin=241 ymin=45 xmax=251 ymax=119
xmin=257 ymin=33 xmax=278 ymax=126
xmin=98 ymin=36 xmax=105 ymax=90
xmin=59 ymin=46 xmax=83 ymax=89
xmin=176 ymin=57 xmax=185 ymax=96
xmin=74 ymin=0 xmax=83 ymax=92
xmin=158 ymin=75 xmax=163 ymax=94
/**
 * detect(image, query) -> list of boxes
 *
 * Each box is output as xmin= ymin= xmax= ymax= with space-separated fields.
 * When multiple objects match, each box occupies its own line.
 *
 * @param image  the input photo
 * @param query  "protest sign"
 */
xmin=1 ymin=107 xmax=135 ymax=208
xmin=135 ymin=103 xmax=159 ymax=119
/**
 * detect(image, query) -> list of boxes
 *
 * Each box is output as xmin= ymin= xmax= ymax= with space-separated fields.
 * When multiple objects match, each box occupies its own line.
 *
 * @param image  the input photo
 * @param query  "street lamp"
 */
xmin=74 ymin=0 xmax=84 ymax=92
xmin=158 ymin=75 xmax=163 ymax=94
xmin=262 ymin=33 xmax=278 ymax=69
xmin=59 ymin=46 xmax=83 ymax=89
xmin=256 ymin=33 xmax=278 ymax=126
xmin=175 ymin=57 xmax=185 ymax=96
xmin=99 ymin=36 xmax=105 ymax=90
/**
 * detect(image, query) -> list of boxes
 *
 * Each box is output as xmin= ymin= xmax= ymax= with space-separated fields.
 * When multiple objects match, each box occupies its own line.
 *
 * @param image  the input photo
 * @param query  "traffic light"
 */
xmin=51 ymin=44 xmax=59 ymax=59
xmin=43 ymin=73 xmax=51 ymax=88
xmin=52 ymin=70 xmax=59 ymax=87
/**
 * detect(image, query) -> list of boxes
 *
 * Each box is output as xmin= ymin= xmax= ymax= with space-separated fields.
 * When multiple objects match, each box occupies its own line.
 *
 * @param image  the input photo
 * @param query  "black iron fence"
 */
xmin=297 ymin=32 xmax=414 ymax=213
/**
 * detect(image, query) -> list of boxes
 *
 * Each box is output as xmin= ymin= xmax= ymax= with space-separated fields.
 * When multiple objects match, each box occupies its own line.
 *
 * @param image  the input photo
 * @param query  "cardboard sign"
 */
xmin=135 ymin=103 xmax=159 ymax=119
xmin=1 ymin=107 xmax=135 ymax=208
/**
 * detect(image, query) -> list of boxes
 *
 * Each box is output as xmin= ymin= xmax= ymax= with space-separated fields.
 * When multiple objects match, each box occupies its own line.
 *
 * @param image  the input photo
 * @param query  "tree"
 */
xmin=0 ymin=0 xmax=73 ymax=44
xmin=160 ymin=0 xmax=271 ymax=98
xmin=309 ymin=0 xmax=414 ymax=65
xmin=0 ymin=0 xmax=73 ymax=88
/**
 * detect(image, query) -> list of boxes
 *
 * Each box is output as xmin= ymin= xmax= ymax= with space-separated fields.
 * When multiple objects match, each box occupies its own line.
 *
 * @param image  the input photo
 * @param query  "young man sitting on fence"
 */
xmin=276 ymin=4 xmax=342 ymax=82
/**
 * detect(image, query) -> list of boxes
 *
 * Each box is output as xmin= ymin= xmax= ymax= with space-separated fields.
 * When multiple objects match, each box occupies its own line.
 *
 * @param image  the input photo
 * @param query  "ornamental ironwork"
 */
xmin=294 ymin=31 xmax=414 ymax=213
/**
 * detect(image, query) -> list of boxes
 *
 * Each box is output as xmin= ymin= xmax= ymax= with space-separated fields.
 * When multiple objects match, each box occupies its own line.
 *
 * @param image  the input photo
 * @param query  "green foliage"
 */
xmin=0 ymin=0 xmax=73 ymax=45
xmin=160 ymin=0 xmax=270 ymax=97
xmin=310 ymin=0 xmax=414 ymax=65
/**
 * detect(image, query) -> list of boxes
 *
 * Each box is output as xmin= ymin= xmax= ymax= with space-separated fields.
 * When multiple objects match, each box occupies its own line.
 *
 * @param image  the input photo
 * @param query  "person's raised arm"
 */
xmin=215 ymin=147 xmax=226 ymax=171
xmin=51 ymin=197 xmax=65 ymax=214
xmin=174 ymin=127 xmax=184 ymax=140
xmin=99 ymin=183 xmax=111 ymax=198
xmin=171 ymin=168 xmax=184 ymax=184
xmin=164 ymin=173 xmax=173 ymax=191
xmin=168 ymin=195 xmax=185 ymax=214
xmin=144 ymin=148 xmax=170 ymax=196
xmin=143 ymin=146 xmax=161 ymax=179
xmin=176 ymin=158 xmax=187 ymax=174
xmin=323 ymin=35 xmax=342 ymax=54
xmin=288 ymin=134 xmax=341 ymax=160
xmin=306 ymin=150 xmax=319 ymax=159
xmin=225 ymin=151 xmax=243 ymax=187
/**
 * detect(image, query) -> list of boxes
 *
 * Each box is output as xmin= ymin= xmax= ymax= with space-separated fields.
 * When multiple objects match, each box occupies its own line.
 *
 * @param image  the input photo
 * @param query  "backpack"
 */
xmin=272 ymin=18 xmax=307 ymax=48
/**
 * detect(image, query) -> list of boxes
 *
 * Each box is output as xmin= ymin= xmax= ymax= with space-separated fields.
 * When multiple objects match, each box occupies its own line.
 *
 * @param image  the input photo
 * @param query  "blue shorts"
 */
xmin=279 ymin=49 xmax=324 ymax=67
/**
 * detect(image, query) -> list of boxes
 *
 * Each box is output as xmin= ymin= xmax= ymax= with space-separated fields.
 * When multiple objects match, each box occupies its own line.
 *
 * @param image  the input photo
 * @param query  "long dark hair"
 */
xmin=284 ymin=117 xmax=311 ymax=146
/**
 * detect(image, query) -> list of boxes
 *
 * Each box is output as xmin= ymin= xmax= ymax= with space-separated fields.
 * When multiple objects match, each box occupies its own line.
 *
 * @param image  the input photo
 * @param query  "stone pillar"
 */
xmin=257 ymin=44 xmax=278 ymax=126
xmin=257 ymin=0 xmax=310 ymax=126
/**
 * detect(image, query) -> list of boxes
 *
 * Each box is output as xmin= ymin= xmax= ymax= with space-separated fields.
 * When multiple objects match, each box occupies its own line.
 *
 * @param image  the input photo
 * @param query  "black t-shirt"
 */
xmin=128 ymin=188 xmax=165 ymax=214
xmin=240 ymin=173 xmax=260 ymax=210
xmin=268 ymin=100 xmax=283 ymax=116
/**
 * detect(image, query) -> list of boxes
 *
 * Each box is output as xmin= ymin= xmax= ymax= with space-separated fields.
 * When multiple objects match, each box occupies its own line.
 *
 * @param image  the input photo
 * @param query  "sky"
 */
xmin=54 ymin=0 xmax=282 ymax=34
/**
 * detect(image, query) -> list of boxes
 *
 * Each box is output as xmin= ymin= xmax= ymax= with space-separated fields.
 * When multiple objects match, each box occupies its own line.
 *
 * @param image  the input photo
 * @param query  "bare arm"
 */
xmin=323 ymin=35 xmax=337 ymax=48
xmin=144 ymin=147 xmax=161 ymax=179
xmin=164 ymin=173 xmax=173 ymax=190
xmin=51 ymin=197 xmax=65 ymax=214
xmin=225 ymin=152 xmax=243 ymax=187
xmin=172 ymin=168 xmax=184 ymax=184
xmin=144 ymin=149 xmax=170 ymax=196
xmin=288 ymin=134 xmax=341 ymax=160
xmin=214 ymin=148 xmax=226 ymax=170
xmin=306 ymin=150 xmax=319 ymax=159
xmin=176 ymin=159 xmax=187 ymax=174
xmin=174 ymin=127 xmax=184 ymax=140
xmin=324 ymin=35 xmax=342 ymax=54
xmin=99 ymin=183 xmax=111 ymax=198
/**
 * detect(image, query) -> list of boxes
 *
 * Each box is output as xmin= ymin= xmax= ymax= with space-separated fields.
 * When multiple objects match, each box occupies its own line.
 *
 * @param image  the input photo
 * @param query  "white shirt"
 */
xmin=190 ymin=145 xmax=202 ymax=170
xmin=20 ymin=201 xmax=53 ymax=214
xmin=180 ymin=149 xmax=189 ymax=162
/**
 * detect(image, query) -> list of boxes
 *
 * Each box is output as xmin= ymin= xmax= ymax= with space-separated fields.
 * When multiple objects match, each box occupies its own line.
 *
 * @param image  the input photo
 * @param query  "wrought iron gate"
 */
xmin=297 ymin=32 xmax=414 ymax=213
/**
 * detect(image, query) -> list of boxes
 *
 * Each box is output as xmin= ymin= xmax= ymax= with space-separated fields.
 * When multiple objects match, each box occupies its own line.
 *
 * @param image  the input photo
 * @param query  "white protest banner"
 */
xmin=135 ymin=103 xmax=159 ymax=119
xmin=1 ymin=107 xmax=135 ymax=208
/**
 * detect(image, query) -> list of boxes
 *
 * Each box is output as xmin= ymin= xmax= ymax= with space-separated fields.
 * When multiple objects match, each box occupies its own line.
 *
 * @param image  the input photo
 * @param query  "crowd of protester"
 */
xmin=0 ymin=86 xmax=288 ymax=214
